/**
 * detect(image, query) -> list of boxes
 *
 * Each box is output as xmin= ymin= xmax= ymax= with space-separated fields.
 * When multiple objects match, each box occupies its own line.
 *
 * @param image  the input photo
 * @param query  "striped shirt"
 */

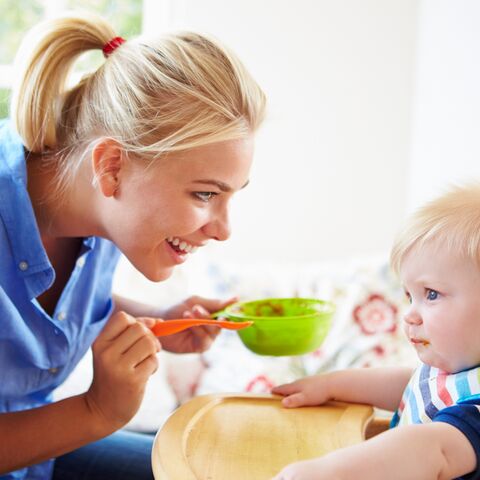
xmin=391 ymin=363 xmax=480 ymax=480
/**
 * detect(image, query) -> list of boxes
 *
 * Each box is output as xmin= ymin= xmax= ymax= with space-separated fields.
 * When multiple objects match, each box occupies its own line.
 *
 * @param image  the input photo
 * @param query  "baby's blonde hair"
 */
xmin=10 ymin=11 xmax=266 ymax=195
xmin=390 ymin=183 xmax=480 ymax=274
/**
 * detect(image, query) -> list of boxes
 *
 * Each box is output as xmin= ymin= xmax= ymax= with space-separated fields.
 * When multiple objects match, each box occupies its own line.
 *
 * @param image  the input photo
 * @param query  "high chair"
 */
xmin=151 ymin=393 xmax=390 ymax=480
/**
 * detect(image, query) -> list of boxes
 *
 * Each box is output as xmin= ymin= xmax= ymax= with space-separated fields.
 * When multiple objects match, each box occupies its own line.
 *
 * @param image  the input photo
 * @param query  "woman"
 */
xmin=0 ymin=11 xmax=265 ymax=480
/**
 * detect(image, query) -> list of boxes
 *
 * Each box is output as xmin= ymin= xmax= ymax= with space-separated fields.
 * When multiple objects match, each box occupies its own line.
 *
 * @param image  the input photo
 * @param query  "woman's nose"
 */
xmin=202 ymin=209 xmax=231 ymax=241
xmin=404 ymin=307 xmax=422 ymax=326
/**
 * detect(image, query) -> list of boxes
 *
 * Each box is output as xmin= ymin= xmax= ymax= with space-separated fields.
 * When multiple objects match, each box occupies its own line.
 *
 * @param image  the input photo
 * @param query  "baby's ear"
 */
xmin=91 ymin=138 xmax=124 ymax=197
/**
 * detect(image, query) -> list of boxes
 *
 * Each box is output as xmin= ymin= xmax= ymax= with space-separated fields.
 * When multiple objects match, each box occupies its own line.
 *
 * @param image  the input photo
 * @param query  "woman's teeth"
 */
xmin=167 ymin=237 xmax=198 ymax=254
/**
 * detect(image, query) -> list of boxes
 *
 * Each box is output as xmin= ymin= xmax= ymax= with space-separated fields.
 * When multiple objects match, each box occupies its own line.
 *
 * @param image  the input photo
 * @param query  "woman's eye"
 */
xmin=404 ymin=291 xmax=412 ymax=304
xmin=194 ymin=192 xmax=217 ymax=202
xmin=426 ymin=289 xmax=439 ymax=301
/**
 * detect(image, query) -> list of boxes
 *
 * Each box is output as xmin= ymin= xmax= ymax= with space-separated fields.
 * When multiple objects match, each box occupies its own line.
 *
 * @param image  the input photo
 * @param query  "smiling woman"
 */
xmin=0 ymin=9 xmax=265 ymax=480
xmin=101 ymin=137 xmax=255 ymax=282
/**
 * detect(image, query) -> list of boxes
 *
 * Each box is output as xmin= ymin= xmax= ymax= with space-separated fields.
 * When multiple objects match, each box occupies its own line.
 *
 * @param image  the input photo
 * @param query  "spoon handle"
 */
xmin=150 ymin=318 xmax=253 ymax=337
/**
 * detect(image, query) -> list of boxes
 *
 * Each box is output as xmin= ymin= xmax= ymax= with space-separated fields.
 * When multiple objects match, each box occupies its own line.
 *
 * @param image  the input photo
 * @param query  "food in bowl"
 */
xmin=218 ymin=297 xmax=335 ymax=356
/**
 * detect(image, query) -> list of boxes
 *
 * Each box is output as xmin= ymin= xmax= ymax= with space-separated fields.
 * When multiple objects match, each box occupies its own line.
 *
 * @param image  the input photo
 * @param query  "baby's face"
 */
xmin=400 ymin=243 xmax=480 ymax=373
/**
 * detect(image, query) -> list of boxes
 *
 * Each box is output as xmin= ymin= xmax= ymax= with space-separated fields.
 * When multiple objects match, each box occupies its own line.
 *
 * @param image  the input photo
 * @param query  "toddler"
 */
xmin=273 ymin=183 xmax=480 ymax=479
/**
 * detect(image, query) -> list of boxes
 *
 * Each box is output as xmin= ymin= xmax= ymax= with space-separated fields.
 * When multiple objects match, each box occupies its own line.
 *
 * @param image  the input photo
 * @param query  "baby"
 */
xmin=272 ymin=183 xmax=480 ymax=480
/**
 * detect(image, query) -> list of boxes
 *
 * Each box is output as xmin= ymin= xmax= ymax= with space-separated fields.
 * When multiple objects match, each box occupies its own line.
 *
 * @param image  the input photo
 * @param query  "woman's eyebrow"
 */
xmin=194 ymin=179 xmax=250 ymax=191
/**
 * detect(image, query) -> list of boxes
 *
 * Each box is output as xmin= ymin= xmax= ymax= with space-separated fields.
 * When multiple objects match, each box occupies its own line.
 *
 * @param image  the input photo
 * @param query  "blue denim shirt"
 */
xmin=0 ymin=121 xmax=121 ymax=479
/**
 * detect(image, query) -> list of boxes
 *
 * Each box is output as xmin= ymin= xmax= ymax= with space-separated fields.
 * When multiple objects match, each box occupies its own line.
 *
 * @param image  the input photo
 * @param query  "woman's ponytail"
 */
xmin=10 ymin=12 xmax=115 ymax=153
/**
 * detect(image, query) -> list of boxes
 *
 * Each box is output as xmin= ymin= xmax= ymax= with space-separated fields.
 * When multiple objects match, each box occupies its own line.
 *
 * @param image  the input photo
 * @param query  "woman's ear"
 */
xmin=91 ymin=139 xmax=124 ymax=197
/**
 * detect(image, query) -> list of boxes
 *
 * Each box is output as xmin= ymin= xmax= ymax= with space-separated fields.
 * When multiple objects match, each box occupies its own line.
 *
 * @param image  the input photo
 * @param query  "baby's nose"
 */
xmin=404 ymin=308 xmax=422 ymax=325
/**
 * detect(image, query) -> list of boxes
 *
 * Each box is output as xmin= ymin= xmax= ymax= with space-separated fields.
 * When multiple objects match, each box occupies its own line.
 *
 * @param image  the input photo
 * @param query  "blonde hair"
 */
xmin=390 ymin=183 xmax=480 ymax=274
xmin=11 ymin=11 xmax=266 ymax=195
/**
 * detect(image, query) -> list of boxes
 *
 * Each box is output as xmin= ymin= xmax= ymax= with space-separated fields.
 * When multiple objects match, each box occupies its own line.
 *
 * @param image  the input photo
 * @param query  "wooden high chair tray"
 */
xmin=152 ymin=393 xmax=374 ymax=480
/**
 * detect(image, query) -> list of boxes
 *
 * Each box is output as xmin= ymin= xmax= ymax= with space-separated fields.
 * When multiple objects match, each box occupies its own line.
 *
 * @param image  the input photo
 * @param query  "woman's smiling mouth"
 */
xmin=166 ymin=236 xmax=199 ymax=254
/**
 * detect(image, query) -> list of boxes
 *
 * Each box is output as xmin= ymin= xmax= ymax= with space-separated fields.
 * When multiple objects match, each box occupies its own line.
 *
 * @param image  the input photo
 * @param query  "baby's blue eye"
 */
xmin=426 ymin=289 xmax=439 ymax=301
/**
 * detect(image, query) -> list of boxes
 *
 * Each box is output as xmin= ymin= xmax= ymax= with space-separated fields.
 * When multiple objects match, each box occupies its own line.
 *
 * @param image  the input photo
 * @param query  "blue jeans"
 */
xmin=52 ymin=430 xmax=155 ymax=480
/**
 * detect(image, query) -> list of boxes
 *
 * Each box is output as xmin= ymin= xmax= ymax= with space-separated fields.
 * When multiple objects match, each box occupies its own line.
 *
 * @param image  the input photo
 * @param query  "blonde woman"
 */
xmin=272 ymin=184 xmax=480 ymax=480
xmin=0 ymin=11 xmax=265 ymax=480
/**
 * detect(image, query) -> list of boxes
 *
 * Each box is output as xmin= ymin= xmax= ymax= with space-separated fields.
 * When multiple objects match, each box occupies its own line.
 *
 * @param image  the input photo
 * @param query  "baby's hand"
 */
xmin=272 ymin=374 xmax=331 ymax=408
xmin=272 ymin=457 xmax=337 ymax=480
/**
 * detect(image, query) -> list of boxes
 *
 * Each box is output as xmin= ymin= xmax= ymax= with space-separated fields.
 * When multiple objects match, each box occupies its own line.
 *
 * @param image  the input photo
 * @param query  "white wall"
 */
xmin=407 ymin=0 xmax=480 ymax=211
xmin=148 ymin=0 xmax=419 ymax=265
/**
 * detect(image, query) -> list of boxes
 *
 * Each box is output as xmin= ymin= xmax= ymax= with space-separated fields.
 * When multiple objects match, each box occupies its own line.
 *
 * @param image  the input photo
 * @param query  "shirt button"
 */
xmin=49 ymin=368 xmax=58 ymax=374
xmin=57 ymin=311 xmax=67 ymax=321
xmin=76 ymin=257 xmax=86 ymax=268
xmin=19 ymin=261 xmax=29 ymax=271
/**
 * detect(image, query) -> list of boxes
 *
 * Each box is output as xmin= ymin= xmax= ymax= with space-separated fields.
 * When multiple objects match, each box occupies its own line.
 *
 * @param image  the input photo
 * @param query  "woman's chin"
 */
xmin=142 ymin=265 xmax=175 ymax=282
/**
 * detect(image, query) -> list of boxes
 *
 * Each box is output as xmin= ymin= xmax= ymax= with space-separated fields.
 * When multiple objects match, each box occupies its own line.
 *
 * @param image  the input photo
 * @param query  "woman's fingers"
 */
xmin=97 ymin=311 xmax=136 ymax=344
xmin=180 ymin=306 xmax=222 ymax=340
xmin=96 ymin=313 xmax=161 ymax=367
xmin=202 ymin=325 xmax=221 ymax=339
xmin=136 ymin=316 xmax=160 ymax=329
xmin=182 ymin=304 xmax=210 ymax=318
xmin=189 ymin=326 xmax=218 ymax=350
xmin=186 ymin=295 xmax=238 ymax=313
xmin=122 ymin=334 xmax=161 ymax=369
xmin=108 ymin=321 xmax=157 ymax=355
xmin=191 ymin=304 xmax=209 ymax=317
xmin=134 ymin=354 xmax=159 ymax=378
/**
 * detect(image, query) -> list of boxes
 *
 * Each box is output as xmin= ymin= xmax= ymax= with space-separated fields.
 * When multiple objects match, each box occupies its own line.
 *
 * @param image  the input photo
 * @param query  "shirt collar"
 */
xmin=0 ymin=121 xmax=99 ymax=299
xmin=0 ymin=120 xmax=54 ymax=297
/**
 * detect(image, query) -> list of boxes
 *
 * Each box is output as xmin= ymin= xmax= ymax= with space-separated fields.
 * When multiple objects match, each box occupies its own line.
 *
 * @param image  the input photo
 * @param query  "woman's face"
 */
xmin=102 ymin=136 xmax=254 ymax=281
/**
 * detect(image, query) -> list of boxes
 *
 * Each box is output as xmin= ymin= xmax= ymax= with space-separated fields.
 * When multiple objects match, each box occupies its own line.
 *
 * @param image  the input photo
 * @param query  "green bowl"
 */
xmin=219 ymin=297 xmax=335 ymax=356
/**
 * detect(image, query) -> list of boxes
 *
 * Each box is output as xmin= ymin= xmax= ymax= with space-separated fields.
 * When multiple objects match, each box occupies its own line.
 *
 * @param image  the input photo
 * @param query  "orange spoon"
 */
xmin=150 ymin=318 xmax=253 ymax=337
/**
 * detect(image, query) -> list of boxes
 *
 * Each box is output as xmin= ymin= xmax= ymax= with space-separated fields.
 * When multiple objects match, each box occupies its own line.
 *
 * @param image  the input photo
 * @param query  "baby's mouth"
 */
xmin=166 ymin=236 xmax=198 ymax=255
xmin=411 ymin=338 xmax=430 ymax=346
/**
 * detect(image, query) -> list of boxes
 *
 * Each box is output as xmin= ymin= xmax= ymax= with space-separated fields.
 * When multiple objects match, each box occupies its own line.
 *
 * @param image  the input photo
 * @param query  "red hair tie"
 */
xmin=102 ymin=36 xmax=126 ymax=58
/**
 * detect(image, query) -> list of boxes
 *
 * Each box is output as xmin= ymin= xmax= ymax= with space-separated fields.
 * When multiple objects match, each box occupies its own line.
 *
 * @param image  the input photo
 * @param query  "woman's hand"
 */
xmin=272 ymin=374 xmax=333 ymax=408
xmin=159 ymin=295 xmax=237 ymax=353
xmin=85 ymin=312 xmax=161 ymax=432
